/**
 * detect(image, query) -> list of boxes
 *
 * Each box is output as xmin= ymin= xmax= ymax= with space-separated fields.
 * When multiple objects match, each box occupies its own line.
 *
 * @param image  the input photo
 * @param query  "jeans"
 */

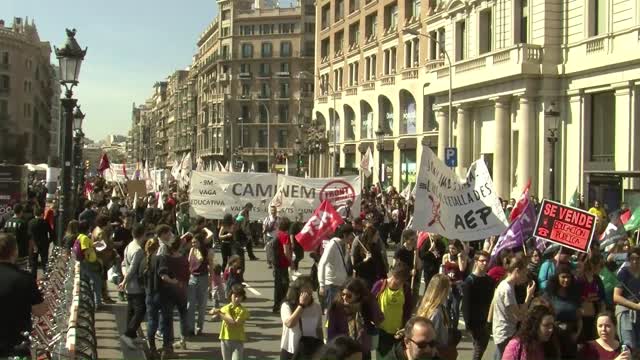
xmin=323 ymin=284 xmax=342 ymax=311
xmin=618 ymin=310 xmax=640 ymax=349
xmin=220 ymin=340 xmax=244 ymax=360
xmin=273 ymin=267 xmax=290 ymax=311
xmin=125 ymin=293 xmax=146 ymax=338
xmin=447 ymin=284 xmax=462 ymax=329
xmin=31 ymin=241 xmax=50 ymax=275
xmin=161 ymin=294 xmax=189 ymax=345
xmin=469 ymin=325 xmax=490 ymax=360
xmin=146 ymin=292 xmax=162 ymax=347
xmin=187 ymin=273 xmax=210 ymax=333
xmin=80 ymin=261 xmax=103 ymax=307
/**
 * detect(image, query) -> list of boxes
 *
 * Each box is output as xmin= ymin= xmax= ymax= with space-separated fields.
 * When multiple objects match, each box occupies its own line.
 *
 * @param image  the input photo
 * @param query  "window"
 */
xmin=280 ymin=41 xmax=292 ymax=57
xmin=304 ymin=41 xmax=315 ymax=57
xmin=349 ymin=22 xmax=360 ymax=46
xmin=305 ymin=5 xmax=316 ymax=15
xmin=365 ymin=55 xmax=377 ymax=80
xmin=336 ymin=0 xmax=345 ymax=20
xmin=258 ymin=129 xmax=268 ymax=146
xmin=0 ymin=75 xmax=9 ymax=90
xmin=280 ymin=82 xmax=290 ymax=98
xmin=516 ymin=0 xmax=528 ymax=43
xmin=241 ymin=43 xmax=253 ymax=58
xmin=383 ymin=47 xmax=396 ymax=74
xmin=280 ymin=62 xmax=290 ymax=73
xmin=277 ymin=130 xmax=288 ymax=147
xmin=590 ymin=92 xmax=615 ymax=161
xmin=259 ymin=106 xmax=269 ymax=123
xmin=321 ymin=5 xmax=330 ymax=29
xmin=321 ymin=38 xmax=330 ymax=58
xmin=365 ymin=14 xmax=377 ymax=38
xmin=261 ymin=42 xmax=273 ymax=57
xmin=589 ymin=0 xmax=607 ymax=36
xmin=479 ymin=9 xmax=492 ymax=54
xmin=240 ymin=63 xmax=251 ymax=73
xmin=279 ymin=24 xmax=294 ymax=33
xmin=222 ymin=45 xmax=230 ymax=59
xmin=222 ymin=10 xmax=231 ymax=20
xmin=319 ymin=74 xmax=329 ymax=95
xmin=406 ymin=0 xmax=421 ymax=19
xmin=1 ymin=52 xmax=8 ymax=65
xmin=305 ymin=23 xmax=315 ymax=33
xmin=437 ymin=28 xmax=445 ymax=58
xmin=333 ymin=68 xmax=343 ymax=89
xmin=278 ymin=104 xmax=289 ymax=123
xmin=240 ymin=25 xmax=255 ymax=35
xmin=222 ymin=27 xmax=230 ymax=37
xmin=455 ymin=20 xmax=466 ymax=61
xmin=241 ymin=105 xmax=250 ymax=120
xmin=349 ymin=0 xmax=360 ymax=13
xmin=335 ymin=31 xmax=344 ymax=54
xmin=384 ymin=3 xmax=399 ymax=30
xmin=260 ymin=83 xmax=271 ymax=97
xmin=349 ymin=61 xmax=359 ymax=86
xmin=259 ymin=63 xmax=271 ymax=76
xmin=260 ymin=24 xmax=274 ymax=34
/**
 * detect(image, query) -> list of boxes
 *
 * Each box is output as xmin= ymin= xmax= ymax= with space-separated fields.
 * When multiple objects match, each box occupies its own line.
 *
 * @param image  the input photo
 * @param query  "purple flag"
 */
xmin=491 ymin=203 xmax=537 ymax=260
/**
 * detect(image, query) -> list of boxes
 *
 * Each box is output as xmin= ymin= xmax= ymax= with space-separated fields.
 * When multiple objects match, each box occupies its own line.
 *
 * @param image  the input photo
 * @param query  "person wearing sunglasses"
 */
xmin=383 ymin=316 xmax=439 ymax=360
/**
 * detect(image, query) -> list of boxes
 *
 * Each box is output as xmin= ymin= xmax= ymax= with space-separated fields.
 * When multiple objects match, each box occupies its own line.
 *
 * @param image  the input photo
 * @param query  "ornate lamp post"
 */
xmin=54 ymin=29 xmax=86 ymax=244
xmin=71 ymin=106 xmax=84 ymax=215
xmin=375 ymin=127 xmax=385 ymax=187
xmin=545 ymin=102 xmax=560 ymax=201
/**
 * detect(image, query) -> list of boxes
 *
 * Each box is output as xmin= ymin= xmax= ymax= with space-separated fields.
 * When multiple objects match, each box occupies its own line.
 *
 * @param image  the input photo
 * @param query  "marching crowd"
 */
xmin=1 ymin=175 xmax=640 ymax=360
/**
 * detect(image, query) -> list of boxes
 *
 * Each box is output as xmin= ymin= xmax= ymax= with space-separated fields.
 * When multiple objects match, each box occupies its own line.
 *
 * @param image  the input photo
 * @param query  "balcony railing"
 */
xmin=362 ymin=81 xmax=375 ymax=91
xmin=380 ymin=75 xmax=395 ymax=86
xmin=318 ymin=96 xmax=328 ymax=103
xmin=401 ymin=68 xmax=418 ymax=80
xmin=346 ymin=87 xmax=358 ymax=96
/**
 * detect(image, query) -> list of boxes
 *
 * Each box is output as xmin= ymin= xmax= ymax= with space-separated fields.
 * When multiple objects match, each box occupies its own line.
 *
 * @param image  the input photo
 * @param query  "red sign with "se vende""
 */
xmin=534 ymin=199 xmax=597 ymax=253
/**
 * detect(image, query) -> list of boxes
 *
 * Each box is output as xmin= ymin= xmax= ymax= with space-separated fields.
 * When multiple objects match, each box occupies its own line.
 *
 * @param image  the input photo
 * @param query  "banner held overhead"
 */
xmin=533 ymin=199 xmax=596 ymax=253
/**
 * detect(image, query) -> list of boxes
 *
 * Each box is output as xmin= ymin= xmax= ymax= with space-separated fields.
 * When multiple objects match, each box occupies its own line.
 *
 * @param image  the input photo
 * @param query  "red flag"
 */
xmin=417 ymin=231 xmax=431 ymax=251
xmin=509 ymin=179 xmax=531 ymax=222
xmin=97 ymin=153 xmax=110 ymax=176
xmin=83 ymin=180 xmax=94 ymax=199
xmin=621 ymin=208 xmax=631 ymax=225
xmin=295 ymin=200 xmax=344 ymax=251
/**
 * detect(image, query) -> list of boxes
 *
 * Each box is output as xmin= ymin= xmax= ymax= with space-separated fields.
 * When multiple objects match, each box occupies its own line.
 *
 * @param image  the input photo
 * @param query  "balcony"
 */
xmin=380 ymin=74 xmax=395 ymax=86
xmin=238 ymin=72 xmax=252 ymax=79
xmin=318 ymin=96 xmax=328 ymax=104
xmin=277 ymin=92 xmax=290 ymax=99
xmin=257 ymin=93 xmax=272 ymax=100
xmin=256 ymin=72 xmax=271 ymax=79
xmin=401 ymin=68 xmax=418 ymax=80
xmin=219 ymin=73 xmax=230 ymax=82
xmin=362 ymin=81 xmax=375 ymax=91
xmin=275 ymin=71 xmax=290 ymax=78
xmin=345 ymin=87 xmax=358 ymax=96
xmin=301 ymin=91 xmax=314 ymax=98
xmin=332 ymin=92 xmax=342 ymax=100
xmin=239 ymin=94 xmax=252 ymax=100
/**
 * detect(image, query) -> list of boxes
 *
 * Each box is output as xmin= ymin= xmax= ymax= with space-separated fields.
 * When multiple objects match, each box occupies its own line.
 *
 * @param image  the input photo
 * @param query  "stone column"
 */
xmin=457 ymin=105 xmax=471 ymax=176
xmin=517 ymin=96 xmax=534 ymax=191
xmin=436 ymin=108 xmax=449 ymax=160
xmin=494 ymin=97 xmax=511 ymax=199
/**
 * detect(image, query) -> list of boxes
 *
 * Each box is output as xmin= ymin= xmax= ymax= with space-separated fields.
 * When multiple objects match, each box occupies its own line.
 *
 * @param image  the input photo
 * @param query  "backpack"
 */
xmin=72 ymin=237 xmax=85 ymax=262
xmin=265 ymin=234 xmax=280 ymax=265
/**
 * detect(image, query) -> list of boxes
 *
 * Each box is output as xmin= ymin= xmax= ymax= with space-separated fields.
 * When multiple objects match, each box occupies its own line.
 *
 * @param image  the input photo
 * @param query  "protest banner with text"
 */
xmin=412 ymin=146 xmax=508 ymax=241
xmin=272 ymin=175 xmax=361 ymax=220
xmin=534 ymin=199 xmax=596 ymax=252
xmin=189 ymin=171 xmax=278 ymax=219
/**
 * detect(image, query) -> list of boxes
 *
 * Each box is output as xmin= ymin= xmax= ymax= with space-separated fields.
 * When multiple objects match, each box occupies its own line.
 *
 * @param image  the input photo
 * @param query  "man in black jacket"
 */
xmin=461 ymin=250 xmax=495 ymax=360
xmin=28 ymin=207 xmax=52 ymax=274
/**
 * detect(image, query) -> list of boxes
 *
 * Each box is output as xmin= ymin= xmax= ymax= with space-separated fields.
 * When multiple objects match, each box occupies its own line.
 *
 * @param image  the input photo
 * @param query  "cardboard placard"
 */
xmin=534 ymin=199 xmax=597 ymax=252
xmin=126 ymin=180 xmax=147 ymax=199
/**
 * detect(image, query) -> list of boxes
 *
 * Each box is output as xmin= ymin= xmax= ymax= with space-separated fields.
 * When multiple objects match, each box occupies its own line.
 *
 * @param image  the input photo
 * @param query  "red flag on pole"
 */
xmin=122 ymin=161 xmax=128 ymax=180
xmin=97 ymin=153 xmax=110 ymax=176
xmin=509 ymin=179 xmax=531 ymax=222
xmin=295 ymin=200 xmax=344 ymax=251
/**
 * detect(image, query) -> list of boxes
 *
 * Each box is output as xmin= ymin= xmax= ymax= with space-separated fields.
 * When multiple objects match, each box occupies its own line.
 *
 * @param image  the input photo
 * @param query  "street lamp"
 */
xmin=545 ymin=102 xmax=560 ymax=201
xmin=294 ymin=138 xmax=302 ymax=176
xmin=54 ymin=28 xmax=86 ymax=246
xmin=403 ymin=28 xmax=453 ymax=156
xmin=375 ymin=127 xmax=385 ymax=187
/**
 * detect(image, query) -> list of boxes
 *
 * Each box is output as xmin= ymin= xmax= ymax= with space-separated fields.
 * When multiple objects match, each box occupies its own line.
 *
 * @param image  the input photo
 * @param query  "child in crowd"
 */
xmin=223 ymin=255 xmax=244 ymax=296
xmin=211 ymin=264 xmax=225 ymax=308
xmin=211 ymin=284 xmax=250 ymax=360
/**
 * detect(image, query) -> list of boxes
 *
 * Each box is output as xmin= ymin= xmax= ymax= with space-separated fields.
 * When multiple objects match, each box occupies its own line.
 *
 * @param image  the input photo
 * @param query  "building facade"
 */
xmin=0 ymin=17 xmax=54 ymax=164
xmin=192 ymin=0 xmax=316 ymax=172
xmin=312 ymin=0 xmax=640 ymax=208
xmin=50 ymin=64 xmax=61 ymax=164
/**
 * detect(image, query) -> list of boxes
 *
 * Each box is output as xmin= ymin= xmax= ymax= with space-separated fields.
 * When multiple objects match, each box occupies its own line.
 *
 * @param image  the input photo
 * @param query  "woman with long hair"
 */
xmin=186 ymin=231 xmax=215 ymax=336
xmin=578 ymin=312 xmax=631 ymax=360
xmin=280 ymin=276 xmax=323 ymax=360
xmin=502 ymin=305 xmax=560 ymax=360
xmin=326 ymin=278 xmax=383 ymax=360
xmin=544 ymin=263 xmax=582 ymax=358
xmin=63 ymin=220 xmax=79 ymax=251
xmin=441 ymin=239 xmax=468 ymax=330
xmin=576 ymin=254 xmax=606 ymax=342
xmin=351 ymin=227 xmax=386 ymax=288
xmin=417 ymin=274 xmax=454 ymax=360
xmin=218 ymin=214 xmax=235 ymax=270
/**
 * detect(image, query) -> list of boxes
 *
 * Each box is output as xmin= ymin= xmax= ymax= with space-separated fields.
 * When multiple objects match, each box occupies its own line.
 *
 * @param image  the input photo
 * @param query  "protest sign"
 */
xmin=533 ymin=199 xmax=596 ymax=252
xmin=125 ymin=180 xmax=147 ymax=200
xmin=189 ymin=171 xmax=278 ymax=220
xmin=412 ymin=146 xmax=508 ymax=241
xmin=272 ymin=175 xmax=361 ymax=220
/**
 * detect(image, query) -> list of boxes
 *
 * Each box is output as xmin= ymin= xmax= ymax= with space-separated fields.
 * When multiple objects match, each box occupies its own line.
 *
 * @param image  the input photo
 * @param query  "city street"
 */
xmin=100 ymin=246 xmax=495 ymax=360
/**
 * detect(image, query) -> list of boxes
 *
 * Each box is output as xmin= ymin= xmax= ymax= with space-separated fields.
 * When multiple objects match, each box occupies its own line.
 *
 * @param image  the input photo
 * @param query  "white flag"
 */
xmin=285 ymin=157 xmax=289 ymax=176
xmin=179 ymin=152 xmax=192 ymax=188
xmin=250 ymin=162 xmax=255 ymax=172
xmin=400 ymin=183 xmax=412 ymax=199
xmin=240 ymin=162 xmax=245 ymax=173
xmin=360 ymin=147 xmax=373 ymax=178
xmin=171 ymin=159 xmax=181 ymax=179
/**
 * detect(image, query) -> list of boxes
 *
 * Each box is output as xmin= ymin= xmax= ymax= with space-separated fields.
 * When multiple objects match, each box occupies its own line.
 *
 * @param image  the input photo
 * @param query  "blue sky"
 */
xmin=4 ymin=0 xmax=218 ymax=142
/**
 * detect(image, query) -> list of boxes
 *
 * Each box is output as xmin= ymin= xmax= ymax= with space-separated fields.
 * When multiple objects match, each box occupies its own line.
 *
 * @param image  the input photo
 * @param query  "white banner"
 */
xmin=273 ymin=175 xmax=361 ymax=220
xmin=412 ymin=146 xmax=508 ymax=241
xmin=189 ymin=171 xmax=278 ymax=220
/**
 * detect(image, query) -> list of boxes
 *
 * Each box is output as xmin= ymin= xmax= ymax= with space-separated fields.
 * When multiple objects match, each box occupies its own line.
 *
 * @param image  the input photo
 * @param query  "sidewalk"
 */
xmin=95 ymin=282 xmax=147 ymax=360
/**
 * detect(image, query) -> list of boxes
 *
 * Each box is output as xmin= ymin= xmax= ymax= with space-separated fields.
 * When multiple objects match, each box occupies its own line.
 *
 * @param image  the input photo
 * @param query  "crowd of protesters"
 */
xmin=2 ymin=173 xmax=640 ymax=360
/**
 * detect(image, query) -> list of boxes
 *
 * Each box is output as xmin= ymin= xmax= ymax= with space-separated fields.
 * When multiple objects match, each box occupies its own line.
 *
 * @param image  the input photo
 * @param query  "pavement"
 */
xmin=95 ymin=246 xmax=497 ymax=360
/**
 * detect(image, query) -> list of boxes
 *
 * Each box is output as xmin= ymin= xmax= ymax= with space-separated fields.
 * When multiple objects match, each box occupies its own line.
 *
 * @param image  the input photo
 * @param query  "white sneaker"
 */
xmin=120 ymin=334 xmax=138 ymax=350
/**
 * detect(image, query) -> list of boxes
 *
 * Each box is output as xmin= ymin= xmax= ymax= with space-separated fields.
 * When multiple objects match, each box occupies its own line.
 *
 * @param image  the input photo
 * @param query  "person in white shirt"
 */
xmin=318 ymin=224 xmax=355 ymax=311
xmin=280 ymin=276 xmax=323 ymax=360
xmin=118 ymin=224 xmax=148 ymax=349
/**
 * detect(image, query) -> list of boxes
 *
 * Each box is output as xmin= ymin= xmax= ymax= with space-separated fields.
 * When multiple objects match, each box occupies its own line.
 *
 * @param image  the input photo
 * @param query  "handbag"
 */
xmin=292 ymin=317 xmax=323 ymax=360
